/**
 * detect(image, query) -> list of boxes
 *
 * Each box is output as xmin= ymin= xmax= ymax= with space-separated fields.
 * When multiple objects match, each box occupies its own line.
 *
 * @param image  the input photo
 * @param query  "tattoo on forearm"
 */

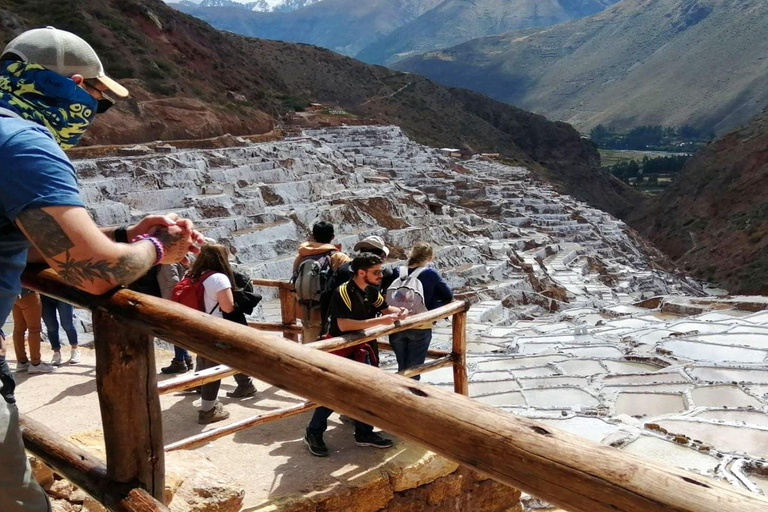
xmin=17 ymin=209 xmax=74 ymax=258
xmin=53 ymin=250 xmax=149 ymax=287
xmin=153 ymin=228 xmax=188 ymax=261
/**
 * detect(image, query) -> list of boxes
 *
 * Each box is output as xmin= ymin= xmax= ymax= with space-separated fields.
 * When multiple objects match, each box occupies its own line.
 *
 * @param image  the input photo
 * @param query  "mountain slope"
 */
xmin=396 ymin=0 xmax=768 ymax=134
xmin=629 ymin=107 xmax=768 ymax=294
xmin=173 ymin=0 xmax=442 ymax=56
xmin=357 ymin=0 xmax=619 ymax=65
xmin=0 ymin=0 xmax=641 ymax=218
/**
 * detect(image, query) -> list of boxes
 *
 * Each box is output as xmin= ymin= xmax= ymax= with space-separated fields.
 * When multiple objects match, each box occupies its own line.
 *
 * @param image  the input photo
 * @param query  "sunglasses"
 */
xmin=83 ymin=79 xmax=116 ymax=113
xmin=367 ymin=269 xmax=384 ymax=276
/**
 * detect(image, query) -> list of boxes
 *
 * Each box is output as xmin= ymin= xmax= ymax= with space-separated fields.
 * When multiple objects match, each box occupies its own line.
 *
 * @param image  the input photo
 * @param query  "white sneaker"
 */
xmin=69 ymin=348 xmax=81 ymax=364
xmin=15 ymin=362 xmax=29 ymax=373
xmin=29 ymin=362 xmax=55 ymax=374
xmin=51 ymin=352 xmax=62 ymax=366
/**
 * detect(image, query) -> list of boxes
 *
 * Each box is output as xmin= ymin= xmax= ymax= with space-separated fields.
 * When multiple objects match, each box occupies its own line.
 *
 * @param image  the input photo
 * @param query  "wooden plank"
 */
xmin=20 ymin=414 xmax=169 ymax=512
xmin=247 ymin=321 xmax=302 ymax=333
xmin=93 ymin=310 xmax=165 ymax=502
xmin=378 ymin=341 xmax=450 ymax=359
xmin=452 ymin=310 xmax=469 ymax=396
xmin=307 ymin=301 xmax=467 ymax=353
xmin=165 ymin=401 xmax=317 ymax=451
xmin=251 ymin=278 xmax=294 ymax=290
xmin=399 ymin=355 xmax=454 ymax=378
xmin=22 ymin=269 xmax=768 ymax=512
xmin=158 ymin=364 xmax=237 ymax=395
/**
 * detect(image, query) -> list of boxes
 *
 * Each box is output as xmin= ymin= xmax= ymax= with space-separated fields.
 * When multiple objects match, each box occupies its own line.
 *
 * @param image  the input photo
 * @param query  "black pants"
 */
xmin=196 ymin=356 xmax=252 ymax=401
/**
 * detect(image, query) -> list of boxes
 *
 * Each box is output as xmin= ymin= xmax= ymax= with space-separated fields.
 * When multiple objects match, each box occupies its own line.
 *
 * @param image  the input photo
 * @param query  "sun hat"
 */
xmin=354 ymin=235 xmax=390 ymax=258
xmin=2 ymin=26 xmax=129 ymax=99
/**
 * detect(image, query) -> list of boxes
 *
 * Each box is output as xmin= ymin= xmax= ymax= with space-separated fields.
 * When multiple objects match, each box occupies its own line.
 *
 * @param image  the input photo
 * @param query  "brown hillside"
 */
xmin=629 ymin=107 xmax=768 ymax=294
xmin=0 ymin=0 xmax=641 ymax=218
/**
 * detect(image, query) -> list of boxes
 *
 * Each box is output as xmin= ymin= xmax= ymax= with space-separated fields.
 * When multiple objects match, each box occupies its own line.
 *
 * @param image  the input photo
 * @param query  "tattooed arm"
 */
xmin=16 ymin=206 xmax=196 ymax=295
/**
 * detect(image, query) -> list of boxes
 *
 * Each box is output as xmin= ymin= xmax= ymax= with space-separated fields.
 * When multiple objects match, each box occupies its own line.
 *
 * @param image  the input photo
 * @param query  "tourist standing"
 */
xmin=180 ymin=243 xmax=238 ymax=424
xmin=387 ymin=242 xmax=453 ymax=379
xmin=292 ymin=221 xmax=350 ymax=342
xmin=157 ymin=262 xmax=194 ymax=374
xmin=11 ymin=289 xmax=53 ymax=373
xmin=41 ymin=296 xmax=80 ymax=365
xmin=0 ymin=27 xmax=203 ymax=510
xmin=303 ymin=253 xmax=407 ymax=457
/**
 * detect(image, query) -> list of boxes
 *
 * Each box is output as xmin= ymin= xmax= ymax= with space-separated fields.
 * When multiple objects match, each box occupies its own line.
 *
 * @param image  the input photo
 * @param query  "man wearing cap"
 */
xmin=0 ymin=27 xmax=203 ymax=511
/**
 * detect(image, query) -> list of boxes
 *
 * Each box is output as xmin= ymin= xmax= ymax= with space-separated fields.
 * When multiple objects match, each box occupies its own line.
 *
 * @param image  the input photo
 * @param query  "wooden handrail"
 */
xmin=307 ymin=301 xmax=468 ymax=353
xmin=251 ymin=277 xmax=294 ymax=290
xmin=19 ymin=415 xmax=168 ymax=512
xmin=21 ymin=268 xmax=768 ymax=512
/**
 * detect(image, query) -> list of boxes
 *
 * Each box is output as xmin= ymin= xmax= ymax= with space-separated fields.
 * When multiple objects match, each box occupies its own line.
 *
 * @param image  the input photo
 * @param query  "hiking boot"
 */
xmin=161 ymin=360 xmax=188 ymax=375
xmin=198 ymin=402 xmax=230 ymax=425
xmin=185 ymin=356 xmax=194 ymax=371
xmin=29 ymin=362 xmax=55 ymax=374
xmin=15 ymin=361 xmax=29 ymax=373
xmin=355 ymin=432 xmax=394 ymax=449
xmin=304 ymin=431 xmax=329 ymax=457
xmin=51 ymin=351 xmax=62 ymax=366
xmin=69 ymin=348 xmax=81 ymax=364
xmin=226 ymin=382 xmax=257 ymax=398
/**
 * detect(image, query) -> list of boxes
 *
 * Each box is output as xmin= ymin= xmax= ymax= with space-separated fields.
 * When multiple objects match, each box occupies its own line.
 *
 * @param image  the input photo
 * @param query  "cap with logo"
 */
xmin=354 ymin=236 xmax=390 ymax=258
xmin=2 ymin=26 xmax=129 ymax=99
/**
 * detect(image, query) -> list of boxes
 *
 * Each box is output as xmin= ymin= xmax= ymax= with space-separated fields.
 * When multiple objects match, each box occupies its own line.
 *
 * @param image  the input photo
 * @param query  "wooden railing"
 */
xmin=159 ymin=282 xmax=468 ymax=451
xmin=18 ymin=266 xmax=768 ymax=512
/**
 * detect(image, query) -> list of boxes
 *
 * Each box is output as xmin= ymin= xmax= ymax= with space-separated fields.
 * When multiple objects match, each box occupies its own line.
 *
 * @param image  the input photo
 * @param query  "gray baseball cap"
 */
xmin=2 ymin=26 xmax=129 ymax=99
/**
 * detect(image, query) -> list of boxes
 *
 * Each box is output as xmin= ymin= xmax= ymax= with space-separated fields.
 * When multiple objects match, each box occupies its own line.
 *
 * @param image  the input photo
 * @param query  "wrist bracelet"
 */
xmin=115 ymin=225 xmax=129 ymax=243
xmin=131 ymin=234 xmax=164 ymax=265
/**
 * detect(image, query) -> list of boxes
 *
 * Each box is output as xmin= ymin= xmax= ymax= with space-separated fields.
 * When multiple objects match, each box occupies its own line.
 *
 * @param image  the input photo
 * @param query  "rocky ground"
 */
xmin=7 ymin=125 xmax=768 ymax=510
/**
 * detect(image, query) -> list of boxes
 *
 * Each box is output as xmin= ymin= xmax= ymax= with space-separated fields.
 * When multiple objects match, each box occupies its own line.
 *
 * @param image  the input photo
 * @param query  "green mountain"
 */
xmin=357 ymin=0 xmax=619 ymax=65
xmin=396 ymin=0 xmax=768 ymax=134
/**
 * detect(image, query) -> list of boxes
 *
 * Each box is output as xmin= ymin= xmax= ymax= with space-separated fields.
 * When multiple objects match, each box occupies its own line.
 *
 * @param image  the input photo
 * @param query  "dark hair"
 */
xmin=359 ymin=247 xmax=385 ymax=258
xmin=0 ymin=52 xmax=22 ymax=63
xmin=188 ymin=243 xmax=235 ymax=286
xmin=312 ymin=221 xmax=334 ymax=244
xmin=351 ymin=253 xmax=382 ymax=274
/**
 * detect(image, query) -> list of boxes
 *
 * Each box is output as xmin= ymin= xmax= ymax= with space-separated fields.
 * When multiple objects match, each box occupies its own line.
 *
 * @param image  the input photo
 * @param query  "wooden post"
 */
xmin=93 ymin=310 xmax=165 ymax=502
xmin=279 ymin=287 xmax=298 ymax=341
xmin=452 ymin=309 xmax=469 ymax=395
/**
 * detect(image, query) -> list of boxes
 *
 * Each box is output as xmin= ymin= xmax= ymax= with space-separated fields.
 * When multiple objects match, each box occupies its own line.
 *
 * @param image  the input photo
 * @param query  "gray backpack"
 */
xmin=294 ymin=252 xmax=335 ymax=306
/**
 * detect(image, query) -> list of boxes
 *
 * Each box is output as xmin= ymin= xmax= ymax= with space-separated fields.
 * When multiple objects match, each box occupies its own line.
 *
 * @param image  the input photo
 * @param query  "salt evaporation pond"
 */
xmin=621 ymin=437 xmax=720 ymax=473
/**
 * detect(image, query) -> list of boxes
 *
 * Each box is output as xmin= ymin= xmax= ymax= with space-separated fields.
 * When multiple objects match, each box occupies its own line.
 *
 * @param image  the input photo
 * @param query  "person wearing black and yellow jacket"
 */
xmin=303 ymin=253 xmax=408 ymax=457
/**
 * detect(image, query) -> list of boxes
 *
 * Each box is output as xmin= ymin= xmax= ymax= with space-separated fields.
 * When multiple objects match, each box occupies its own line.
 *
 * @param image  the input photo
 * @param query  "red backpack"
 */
xmin=171 ymin=270 xmax=217 ymax=313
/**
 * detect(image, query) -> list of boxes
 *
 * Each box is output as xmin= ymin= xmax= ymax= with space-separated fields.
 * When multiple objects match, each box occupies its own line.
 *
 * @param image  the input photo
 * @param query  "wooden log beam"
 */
xmin=165 ymin=401 xmax=316 ymax=452
xmin=307 ymin=301 xmax=468 ymax=353
xmin=158 ymin=364 xmax=237 ymax=395
xmin=251 ymin=278 xmax=293 ymax=290
xmin=247 ymin=321 xmax=302 ymax=334
xmin=452 ymin=310 xmax=469 ymax=396
xmin=378 ymin=341 xmax=450 ymax=359
xmin=19 ymin=415 xmax=169 ymax=512
xmin=22 ymin=269 xmax=768 ymax=512
xmin=399 ymin=355 xmax=454 ymax=379
xmin=166 ymin=357 xmax=453 ymax=450
xmin=93 ymin=310 xmax=165 ymax=501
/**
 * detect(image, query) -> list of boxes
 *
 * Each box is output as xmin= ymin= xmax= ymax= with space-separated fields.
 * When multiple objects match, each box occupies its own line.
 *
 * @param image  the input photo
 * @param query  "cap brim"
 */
xmin=94 ymin=74 xmax=129 ymax=99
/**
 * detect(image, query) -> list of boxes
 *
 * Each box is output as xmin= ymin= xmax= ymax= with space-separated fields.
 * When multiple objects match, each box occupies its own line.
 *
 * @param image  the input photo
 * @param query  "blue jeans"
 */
xmin=41 ymin=296 xmax=78 ymax=351
xmin=173 ymin=346 xmax=190 ymax=362
xmin=389 ymin=329 xmax=432 ymax=380
xmin=306 ymin=350 xmax=374 ymax=437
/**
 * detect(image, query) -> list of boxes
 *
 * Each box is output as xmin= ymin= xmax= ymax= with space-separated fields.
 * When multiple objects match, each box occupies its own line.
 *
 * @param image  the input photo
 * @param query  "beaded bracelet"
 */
xmin=131 ymin=234 xmax=165 ymax=266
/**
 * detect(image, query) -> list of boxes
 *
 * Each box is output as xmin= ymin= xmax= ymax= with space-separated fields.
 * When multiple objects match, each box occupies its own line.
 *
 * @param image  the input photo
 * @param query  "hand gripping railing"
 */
xmin=20 ymin=267 xmax=768 ymax=512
